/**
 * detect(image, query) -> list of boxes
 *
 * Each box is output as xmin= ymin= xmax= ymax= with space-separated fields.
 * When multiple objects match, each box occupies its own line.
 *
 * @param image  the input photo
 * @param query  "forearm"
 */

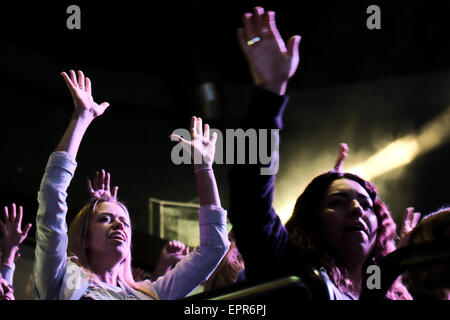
xmin=1 ymin=246 xmax=18 ymax=267
xmin=229 ymin=87 xmax=288 ymax=222
xmin=153 ymin=206 xmax=229 ymax=299
xmin=194 ymin=168 xmax=221 ymax=207
xmin=55 ymin=113 xmax=94 ymax=159
xmin=228 ymin=88 xmax=290 ymax=280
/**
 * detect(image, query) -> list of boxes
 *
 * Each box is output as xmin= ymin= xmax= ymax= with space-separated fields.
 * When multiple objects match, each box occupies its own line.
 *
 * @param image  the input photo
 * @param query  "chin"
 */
xmin=342 ymin=241 xmax=371 ymax=261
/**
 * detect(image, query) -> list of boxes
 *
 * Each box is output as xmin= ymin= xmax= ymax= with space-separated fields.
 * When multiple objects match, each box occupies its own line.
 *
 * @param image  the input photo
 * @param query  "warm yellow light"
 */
xmin=348 ymin=137 xmax=419 ymax=180
xmin=274 ymin=105 xmax=450 ymax=225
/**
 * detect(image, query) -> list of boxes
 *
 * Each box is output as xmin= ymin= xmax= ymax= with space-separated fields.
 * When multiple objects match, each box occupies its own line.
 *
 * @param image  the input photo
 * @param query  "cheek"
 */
xmin=87 ymin=223 xmax=106 ymax=245
xmin=320 ymin=209 xmax=345 ymax=239
xmin=367 ymin=213 xmax=379 ymax=235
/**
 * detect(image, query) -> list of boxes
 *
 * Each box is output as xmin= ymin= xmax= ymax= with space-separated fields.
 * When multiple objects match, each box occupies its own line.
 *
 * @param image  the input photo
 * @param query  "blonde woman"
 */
xmin=33 ymin=70 xmax=229 ymax=300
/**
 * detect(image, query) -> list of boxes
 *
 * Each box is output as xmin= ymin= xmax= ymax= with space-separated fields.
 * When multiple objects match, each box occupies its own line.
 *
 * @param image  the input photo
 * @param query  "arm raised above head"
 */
xmin=170 ymin=116 xmax=221 ymax=207
xmin=155 ymin=117 xmax=229 ymax=299
xmin=229 ymin=6 xmax=302 ymax=282
xmin=34 ymin=70 xmax=110 ymax=299
xmin=0 ymin=204 xmax=32 ymax=287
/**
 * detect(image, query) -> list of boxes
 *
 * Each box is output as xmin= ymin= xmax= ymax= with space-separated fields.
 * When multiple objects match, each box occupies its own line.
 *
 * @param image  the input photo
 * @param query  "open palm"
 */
xmin=170 ymin=116 xmax=217 ymax=167
xmin=61 ymin=70 xmax=110 ymax=118
xmin=238 ymin=7 xmax=301 ymax=94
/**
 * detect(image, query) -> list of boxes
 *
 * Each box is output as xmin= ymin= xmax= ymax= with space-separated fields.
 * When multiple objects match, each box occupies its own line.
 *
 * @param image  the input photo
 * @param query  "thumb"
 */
xmin=22 ymin=223 xmax=32 ymax=240
xmin=170 ymin=134 xmax=191 ymax=152
xmin=287 ymin=35 xmax=301 ymax=60
xmin=100 ymin=102 xmax=110 ymax=111
xmin=112 ymin=186 xmax=119 ymax=200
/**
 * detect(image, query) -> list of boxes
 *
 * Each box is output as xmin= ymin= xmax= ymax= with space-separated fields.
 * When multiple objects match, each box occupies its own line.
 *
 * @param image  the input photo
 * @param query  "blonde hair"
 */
xmin=67 ymin=199 xmax=159 ymax=300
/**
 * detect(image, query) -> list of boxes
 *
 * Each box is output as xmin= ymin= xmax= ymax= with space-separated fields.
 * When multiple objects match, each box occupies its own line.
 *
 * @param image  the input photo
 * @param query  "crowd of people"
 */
xmin=1 ymin=6 xmax=448 ymax=300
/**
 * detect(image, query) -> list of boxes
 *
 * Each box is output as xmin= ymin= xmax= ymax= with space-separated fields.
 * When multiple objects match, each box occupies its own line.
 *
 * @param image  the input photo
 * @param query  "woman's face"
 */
xmin=319 ymin=178 xmax=378 ymax=268
xmin=87 ymin=201 xmax=132 ymax=264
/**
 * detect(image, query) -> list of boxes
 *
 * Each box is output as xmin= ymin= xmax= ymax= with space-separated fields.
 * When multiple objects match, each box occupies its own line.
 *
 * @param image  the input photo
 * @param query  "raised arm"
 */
xmin=150 ymin=117 xmax=228 ymax=299
xmin=34 ymin=70 xmax=110 ymax=299
xmin=171 ymin=116 xmax=220 ymax=207
xmin=228 ymin=6 xmax=301 ymax=282
xmin=0 ymin=204 xmax=31 ymax=287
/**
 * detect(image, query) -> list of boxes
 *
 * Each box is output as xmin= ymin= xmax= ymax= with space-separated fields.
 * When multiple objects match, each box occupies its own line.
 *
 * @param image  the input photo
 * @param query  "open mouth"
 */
xmin=109 ymin=232 xmax=126 ymax=242
xmin=345 ymin=222 xmax=369 ymax=236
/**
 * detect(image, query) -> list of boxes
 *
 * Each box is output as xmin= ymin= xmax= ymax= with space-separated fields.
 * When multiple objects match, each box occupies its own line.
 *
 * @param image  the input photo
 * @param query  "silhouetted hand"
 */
xmin=398 ymin=207 xmax=421 ymax=248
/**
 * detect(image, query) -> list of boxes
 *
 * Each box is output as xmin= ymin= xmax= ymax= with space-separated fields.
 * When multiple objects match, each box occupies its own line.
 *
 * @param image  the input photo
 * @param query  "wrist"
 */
xmin=259 ymin=81 xmax=287 ymax=96
xmin=71 ymin=110 xmax=95 ymax=123
xmin=2 ymin=247 xmax=18 ymax=265
xmin=194 ymin=164 xmax=213 ymax=174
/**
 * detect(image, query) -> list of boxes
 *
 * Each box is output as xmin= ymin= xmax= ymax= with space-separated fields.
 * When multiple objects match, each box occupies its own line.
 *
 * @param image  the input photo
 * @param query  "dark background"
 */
xmin=0 ymin=0 xmax=449 ymax=275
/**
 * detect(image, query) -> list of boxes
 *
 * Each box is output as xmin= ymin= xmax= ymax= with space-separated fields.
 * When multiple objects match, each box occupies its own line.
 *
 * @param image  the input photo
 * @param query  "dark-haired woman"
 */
xmin=228 ymin=6 xmax=411 ymax=299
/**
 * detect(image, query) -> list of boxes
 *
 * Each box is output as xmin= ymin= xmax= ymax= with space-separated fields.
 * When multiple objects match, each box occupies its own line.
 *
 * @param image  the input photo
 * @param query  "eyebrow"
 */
xmin=328 ymin=192 xmax=372 ymax=203
xmin=97 ymin=212 xmax=130 ymax=222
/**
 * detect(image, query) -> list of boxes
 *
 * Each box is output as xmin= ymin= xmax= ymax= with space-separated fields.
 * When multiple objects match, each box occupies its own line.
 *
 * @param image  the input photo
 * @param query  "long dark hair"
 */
xmin=285 ymin=171 xmax=411 ymax=299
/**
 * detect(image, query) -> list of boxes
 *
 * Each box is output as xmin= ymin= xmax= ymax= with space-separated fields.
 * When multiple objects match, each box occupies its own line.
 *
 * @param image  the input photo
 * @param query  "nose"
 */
xmin=112 ymin=218 xmax=125 ymax=230
xmin=350 ymin=199 xmax=364 ymax=218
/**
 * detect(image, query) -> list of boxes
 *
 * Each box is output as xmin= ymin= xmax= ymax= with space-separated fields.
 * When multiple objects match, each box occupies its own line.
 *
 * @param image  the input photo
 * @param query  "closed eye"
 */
xmin=98 ymin=216 xmax=110 ymax=223
xmin=361 ymin=201 xmax=372 ymax=210
xmin=328 ymin=197 xmax=347 ymax=208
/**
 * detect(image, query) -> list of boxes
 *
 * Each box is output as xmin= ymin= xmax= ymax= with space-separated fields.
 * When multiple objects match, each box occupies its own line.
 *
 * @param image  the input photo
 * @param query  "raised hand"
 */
xmin=61 ymin=70 xmax=110 ymax=120
xmin=0 ymin=204 xmax=32 ymax=266
xmin=87 ymin=169 xmax=119 ymax=201
xmin=170 ymin=116 xmax=217 ymax=168
xmin=151 ymin=240 xmax=190 ymax=280
xmin=238 ymin=6 xmax=301 ymax=95
xmin=398 ymin=207 xmax=421 ymax=248
xmin=331 ymin=143 xmax=349 ymax=173
xmin=160 ymin=240 xmax=189 ymax=266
